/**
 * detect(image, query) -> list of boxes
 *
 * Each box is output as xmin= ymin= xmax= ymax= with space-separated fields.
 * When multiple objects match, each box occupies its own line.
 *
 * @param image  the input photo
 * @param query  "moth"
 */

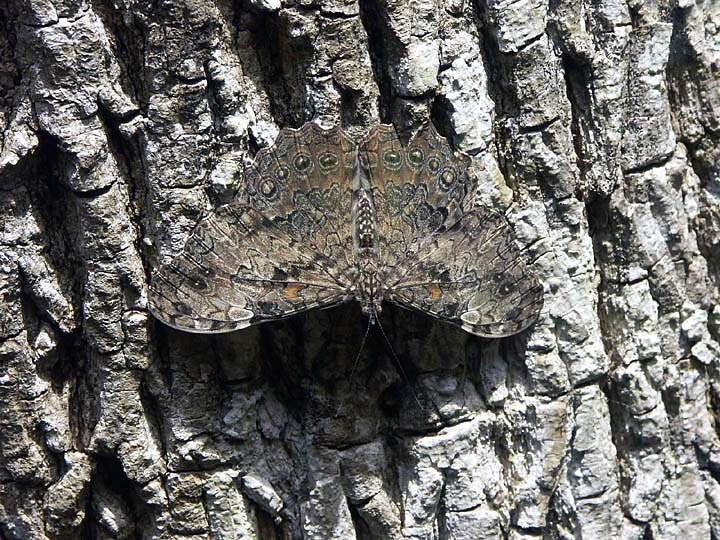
xmin=148 ymin=122 xmax=543 ymax=338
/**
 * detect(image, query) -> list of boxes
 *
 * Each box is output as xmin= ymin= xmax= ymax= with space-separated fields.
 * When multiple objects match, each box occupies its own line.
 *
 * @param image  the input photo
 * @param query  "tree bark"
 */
xmin=1 ymin=0 xmax=719 ymax=538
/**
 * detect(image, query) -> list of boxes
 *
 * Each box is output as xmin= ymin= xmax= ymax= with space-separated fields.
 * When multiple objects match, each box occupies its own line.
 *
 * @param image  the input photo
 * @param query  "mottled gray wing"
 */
xmin=149 ymin=203 xmax=351 ymax=333
xmin=385 ymin=208 xmax=544 ymax=338
xmin=149 ymin=123 xmax=359 ymax=333
xmin=243 ymin=123 xmax=357 ymax=276
xmin=358 ymin=123 xmax=475 ymax=268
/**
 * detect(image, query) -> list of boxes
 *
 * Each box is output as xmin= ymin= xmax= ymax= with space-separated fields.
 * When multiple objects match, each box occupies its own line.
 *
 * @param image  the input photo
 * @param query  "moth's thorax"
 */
xmin=354 ymin=258 xmax=386 ymax=315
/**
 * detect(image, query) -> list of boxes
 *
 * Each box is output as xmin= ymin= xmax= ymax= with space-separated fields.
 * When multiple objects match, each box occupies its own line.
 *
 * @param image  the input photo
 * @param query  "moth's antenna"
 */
xmin=373 ymin=309 xmax=425 ymax=412
xmin=334 ymin=312 xmax=373 ymax=418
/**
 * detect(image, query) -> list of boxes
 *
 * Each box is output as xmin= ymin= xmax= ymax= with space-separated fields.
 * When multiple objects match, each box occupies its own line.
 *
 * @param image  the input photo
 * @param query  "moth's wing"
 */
xmin=149 ymin=204 xmax=350 ymax=333
xmin=150 ymin=122 xmax=360 ymax=333
xmin=385 ymin=209 xmax=544 ymax=338
xmin=358 ymin=123 xmax=475 ymax=267
xmin=244 ymin=123 xmax=357 ymax=275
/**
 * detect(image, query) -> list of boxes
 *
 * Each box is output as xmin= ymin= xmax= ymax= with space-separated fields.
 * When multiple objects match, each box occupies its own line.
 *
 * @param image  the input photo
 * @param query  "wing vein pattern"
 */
xmin=149 ymin=122 xmax=543 ymax=337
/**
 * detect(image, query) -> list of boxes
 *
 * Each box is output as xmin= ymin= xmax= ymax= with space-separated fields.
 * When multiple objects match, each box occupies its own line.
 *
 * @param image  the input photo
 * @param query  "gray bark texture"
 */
xmin=1 ymin=0 xmax=719 ymax=538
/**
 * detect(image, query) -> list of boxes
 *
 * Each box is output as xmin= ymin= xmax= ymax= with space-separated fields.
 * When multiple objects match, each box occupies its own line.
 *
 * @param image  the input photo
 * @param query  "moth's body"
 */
xmin=351 ymin=167 xmax=385 ymax=315
xmin=353 ymin=255 xmax=386 ymax=316
xmin=149 ymin=122 xmax=543 ymax=338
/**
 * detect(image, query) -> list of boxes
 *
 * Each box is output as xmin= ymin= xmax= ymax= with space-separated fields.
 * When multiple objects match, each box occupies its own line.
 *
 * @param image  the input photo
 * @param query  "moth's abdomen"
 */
xmin=357 ymin=197 xmax=375 ymax=249
xmin=352 ymin=186 xmax=379 ymax=255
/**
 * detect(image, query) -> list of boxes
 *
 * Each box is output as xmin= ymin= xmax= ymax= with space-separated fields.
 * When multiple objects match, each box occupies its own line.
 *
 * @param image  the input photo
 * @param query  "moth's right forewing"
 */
xmin=149 ymin=204 xmax=351 ymax=333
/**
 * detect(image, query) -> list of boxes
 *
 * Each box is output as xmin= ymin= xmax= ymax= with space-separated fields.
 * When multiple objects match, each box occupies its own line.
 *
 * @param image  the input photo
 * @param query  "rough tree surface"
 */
xmin=1 ymin=0 xmax=719 ymax=538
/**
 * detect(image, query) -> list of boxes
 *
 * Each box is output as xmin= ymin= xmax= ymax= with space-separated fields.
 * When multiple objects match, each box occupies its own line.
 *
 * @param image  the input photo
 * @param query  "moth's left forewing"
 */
xmin=385 ymin=209 xmax=544 ymax=338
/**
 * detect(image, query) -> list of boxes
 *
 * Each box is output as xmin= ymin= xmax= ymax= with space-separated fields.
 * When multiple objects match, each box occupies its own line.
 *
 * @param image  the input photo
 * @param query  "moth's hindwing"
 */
xmin=245 ymin=124 xmax=357 ymax=276
xmin=359 ymin=123 xmax=475 ymax=268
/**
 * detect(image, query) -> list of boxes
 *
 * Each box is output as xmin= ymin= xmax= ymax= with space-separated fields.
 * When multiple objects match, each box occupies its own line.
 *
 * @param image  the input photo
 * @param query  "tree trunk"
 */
xmin=1 ymin=0 xmax=719 ymax=538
